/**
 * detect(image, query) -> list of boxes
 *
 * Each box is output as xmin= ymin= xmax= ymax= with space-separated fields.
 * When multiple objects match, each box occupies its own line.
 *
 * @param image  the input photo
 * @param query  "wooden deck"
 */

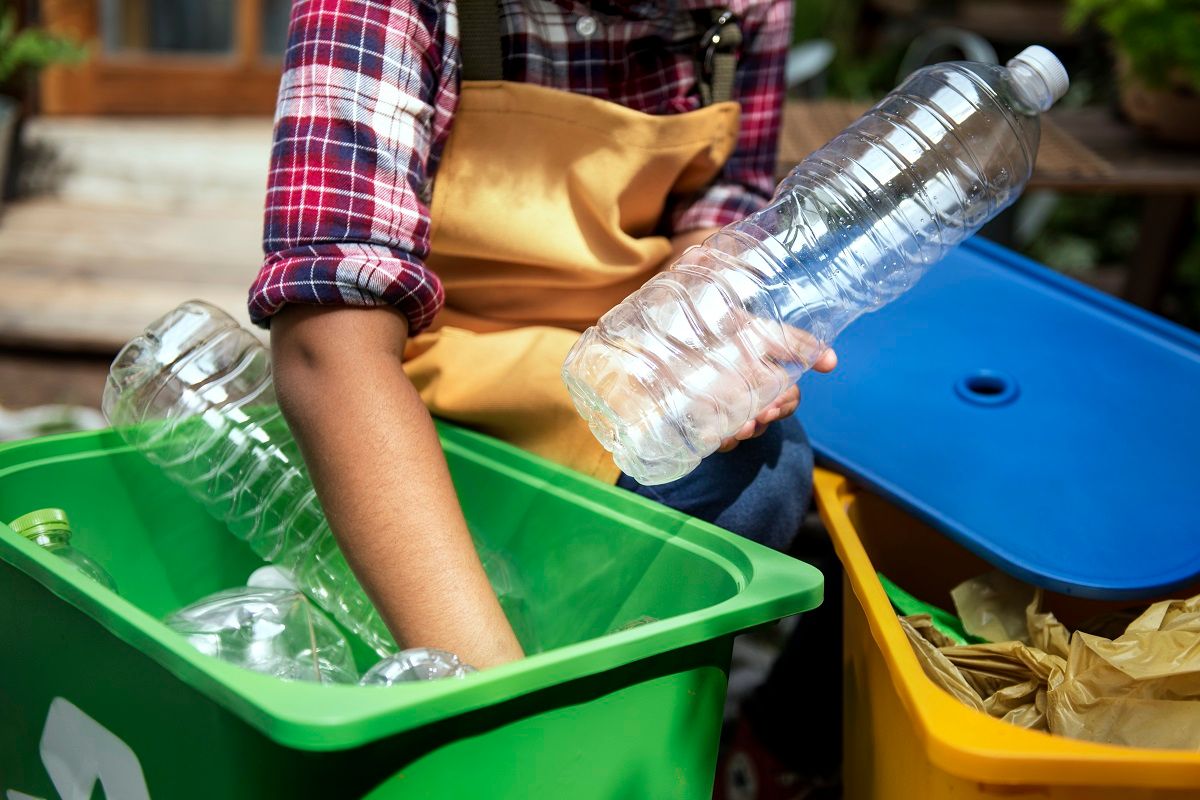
xmin=0 ymin=200 xmax=260 ymax=352
xmin=0 ymin=117 xmax=270 ymax=355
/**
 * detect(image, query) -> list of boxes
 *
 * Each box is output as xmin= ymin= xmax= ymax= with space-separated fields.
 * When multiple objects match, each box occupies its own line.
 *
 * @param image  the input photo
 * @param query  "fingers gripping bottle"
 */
xmin=563 ymin=46 xmax=1069 ymax=485
xmin=102 ymin=301 xmax=397 ymax=656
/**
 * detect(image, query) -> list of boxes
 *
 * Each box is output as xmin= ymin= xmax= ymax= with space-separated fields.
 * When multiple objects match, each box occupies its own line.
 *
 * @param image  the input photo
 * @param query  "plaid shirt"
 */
xmin=251 ymin=0 xmax=792 ymax=333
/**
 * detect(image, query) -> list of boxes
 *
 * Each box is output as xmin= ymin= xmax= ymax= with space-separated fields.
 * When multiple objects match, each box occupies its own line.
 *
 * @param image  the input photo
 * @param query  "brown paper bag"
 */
xmin=900 ymin=574 xmax=1200 ymax=749
xmin=1046 ymin=595 xmax=1200 ymax=749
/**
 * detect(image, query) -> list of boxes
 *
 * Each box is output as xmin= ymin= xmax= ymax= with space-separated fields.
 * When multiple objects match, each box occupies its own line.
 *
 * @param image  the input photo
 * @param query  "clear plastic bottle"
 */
xmin=103 ymin=301 xmax=541 ymax=658
xmin=9 ymin=508 xmax=118 ymax=592
xmin=563 ymin=46 xmax=1069 ymax=485
xmin=102 ymin=301 xmax=396 ymax=656
xmin=165 ymin=586 xmax=358 ymax=684
xmin=359 ymin=648 xmax=476 ymax=685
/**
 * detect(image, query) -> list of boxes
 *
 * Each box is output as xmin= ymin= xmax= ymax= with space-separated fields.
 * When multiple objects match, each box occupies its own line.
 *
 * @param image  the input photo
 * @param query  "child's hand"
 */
xmin=718 ymin=348 xmax=838 ymax=453
xmin=665 ymin=229 xmax=839 ymax=454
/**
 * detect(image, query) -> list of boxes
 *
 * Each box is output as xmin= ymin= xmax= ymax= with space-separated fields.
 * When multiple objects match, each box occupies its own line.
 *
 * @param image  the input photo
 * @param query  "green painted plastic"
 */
xmin=0 ymin=424 xmax=822 ymax=799
xmin=877 ymin=572 xmax=982 ymax=646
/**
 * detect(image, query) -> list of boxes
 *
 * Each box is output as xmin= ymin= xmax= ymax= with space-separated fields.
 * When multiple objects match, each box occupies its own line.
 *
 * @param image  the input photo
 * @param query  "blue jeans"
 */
xmin=618 ymin=415 xmax=842 ymax=775
xmin=615 ymin=414 xmax=814 ymax=552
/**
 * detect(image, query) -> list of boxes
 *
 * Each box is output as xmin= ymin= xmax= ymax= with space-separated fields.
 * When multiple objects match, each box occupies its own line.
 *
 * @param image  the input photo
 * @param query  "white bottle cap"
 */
xmin=247 ymin=565 xmax=299 ymax=591
xmin=1011 ymin=45 xmax=1069 ymax=105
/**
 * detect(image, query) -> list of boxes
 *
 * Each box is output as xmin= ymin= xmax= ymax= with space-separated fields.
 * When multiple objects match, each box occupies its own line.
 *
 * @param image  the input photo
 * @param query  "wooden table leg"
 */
xmin=1124 ymin=194 xmax=1195 ymax=310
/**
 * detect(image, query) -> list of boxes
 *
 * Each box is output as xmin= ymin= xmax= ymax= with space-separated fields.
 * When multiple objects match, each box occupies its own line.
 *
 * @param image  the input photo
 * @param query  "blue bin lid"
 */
xmin=798 ymin=238 xmax=1200 ymax=599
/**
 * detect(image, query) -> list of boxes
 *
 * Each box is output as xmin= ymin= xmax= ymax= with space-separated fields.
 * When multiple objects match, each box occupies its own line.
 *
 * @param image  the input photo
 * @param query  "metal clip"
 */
xmin=700 ymin=9 xmax=741 ymax=82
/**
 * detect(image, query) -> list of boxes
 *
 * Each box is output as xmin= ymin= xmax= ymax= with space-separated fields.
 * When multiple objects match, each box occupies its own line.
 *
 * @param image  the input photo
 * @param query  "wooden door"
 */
xmin=39 ymin=0 xmax=289 ymax=114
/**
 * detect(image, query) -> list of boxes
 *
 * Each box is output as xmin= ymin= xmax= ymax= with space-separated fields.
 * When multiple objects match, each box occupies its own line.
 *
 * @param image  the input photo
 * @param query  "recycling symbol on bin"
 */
xmin=7 ymin=698 xmax=150 ymax=800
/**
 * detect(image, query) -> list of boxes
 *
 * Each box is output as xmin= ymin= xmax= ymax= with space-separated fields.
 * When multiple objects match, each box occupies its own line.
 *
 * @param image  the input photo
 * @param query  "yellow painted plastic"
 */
xmin=813 ymin=467 xmax=1200 ymax=798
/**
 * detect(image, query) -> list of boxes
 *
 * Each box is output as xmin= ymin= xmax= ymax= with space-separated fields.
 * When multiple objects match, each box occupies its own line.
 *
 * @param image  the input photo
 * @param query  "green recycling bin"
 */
xmin=0 ymin=424 xmax=822 ymax=799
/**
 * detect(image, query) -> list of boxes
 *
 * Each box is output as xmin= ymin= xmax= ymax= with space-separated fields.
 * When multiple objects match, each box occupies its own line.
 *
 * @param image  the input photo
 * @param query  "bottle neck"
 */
xmin=25 ymin=529 xmax=72 ymax=550
xmin=1006 ymin=59 xmax=1055 ymax=113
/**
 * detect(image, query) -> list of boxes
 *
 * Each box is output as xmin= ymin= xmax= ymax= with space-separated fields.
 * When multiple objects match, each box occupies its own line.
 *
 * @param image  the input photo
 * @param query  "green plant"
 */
xmin=1067 ymin=0 xmax=1200 ymax=91
xmin=790 ymin=0 xmax=909 ymax=100
xmin=0 ymin=9 xmax=85 ymax=87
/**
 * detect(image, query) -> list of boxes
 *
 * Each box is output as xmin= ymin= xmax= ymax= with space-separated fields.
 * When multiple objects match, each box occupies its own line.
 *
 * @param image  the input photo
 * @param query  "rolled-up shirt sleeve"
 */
xmin=250 ymin=0 xmax=458 ymax=334
xmin=669 ymin=0 xmax=792 ymax=233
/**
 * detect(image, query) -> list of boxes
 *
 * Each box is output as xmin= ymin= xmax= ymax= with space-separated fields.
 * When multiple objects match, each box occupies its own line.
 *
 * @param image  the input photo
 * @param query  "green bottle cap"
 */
xmin=8 ymin=508 xmax=72 ymax=539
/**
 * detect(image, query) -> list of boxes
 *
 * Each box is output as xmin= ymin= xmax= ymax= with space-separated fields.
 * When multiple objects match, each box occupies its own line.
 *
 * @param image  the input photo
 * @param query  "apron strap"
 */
xmin=696 ymin=9 xmax=742 ymax=106
xmin=458 ymin=0 xmax=504 ymax=81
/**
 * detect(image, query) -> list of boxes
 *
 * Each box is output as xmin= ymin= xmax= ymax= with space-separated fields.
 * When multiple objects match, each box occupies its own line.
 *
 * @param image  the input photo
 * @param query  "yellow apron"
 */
xmin=403 ymin=80 xmax=740 ymax=482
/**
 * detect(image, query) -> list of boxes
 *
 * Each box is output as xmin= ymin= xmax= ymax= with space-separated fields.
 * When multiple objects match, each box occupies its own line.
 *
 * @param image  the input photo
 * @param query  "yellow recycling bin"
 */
xmin=813 ymin=467 xmax=1200 ymax=800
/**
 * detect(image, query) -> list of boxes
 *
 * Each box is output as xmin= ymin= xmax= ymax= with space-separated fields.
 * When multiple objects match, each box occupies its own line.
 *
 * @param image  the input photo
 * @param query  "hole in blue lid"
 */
xmin=955 ymin=370 xmax=1019 ymax=407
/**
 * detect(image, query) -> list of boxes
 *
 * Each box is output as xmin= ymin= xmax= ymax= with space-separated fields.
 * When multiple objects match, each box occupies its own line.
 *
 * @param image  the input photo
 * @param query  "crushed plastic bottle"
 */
xmin=8 ymin=508 xmax=118 ymax=592
xmin=164 ymin=586 xmax=358 ymax=684
xmin=359 ymin=648 xmax=476 ymax=685
xmin=564 ymin=46 xmax=1070 ymax=485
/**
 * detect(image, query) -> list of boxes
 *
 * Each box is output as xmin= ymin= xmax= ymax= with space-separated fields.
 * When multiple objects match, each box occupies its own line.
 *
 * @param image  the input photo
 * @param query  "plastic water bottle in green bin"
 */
xmin=359 ymin=648 xmax=476 ymax=685
xmin=166 ymin=585 xmax=357 ymax=686
xmin=102 ymin=300 xmax=539 ymax=658
xmin=8 ymin=508 xmax=118 ymax=592
xmin=164 ymin=586 xmax=358 ymax=684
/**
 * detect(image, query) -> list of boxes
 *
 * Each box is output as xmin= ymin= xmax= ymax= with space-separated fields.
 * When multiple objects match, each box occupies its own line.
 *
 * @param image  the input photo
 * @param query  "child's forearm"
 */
xmin=270 ymin=305 xmax=524 ymax=668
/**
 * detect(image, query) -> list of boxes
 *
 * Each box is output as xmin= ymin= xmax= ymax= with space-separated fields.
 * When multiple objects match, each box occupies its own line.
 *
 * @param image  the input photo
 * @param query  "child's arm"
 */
xmin=249 ymin=6 xmax=520 ymax=666
xmin=272 ymin=304 xmax=523 ymax=668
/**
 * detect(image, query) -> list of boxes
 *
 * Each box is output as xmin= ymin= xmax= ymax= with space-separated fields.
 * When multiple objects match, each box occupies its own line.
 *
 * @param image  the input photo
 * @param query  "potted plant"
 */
xmin=1068 ymin=0 xmax=1200 ymax=146
xmin=0 ymin=6 xmax=84 ymax=201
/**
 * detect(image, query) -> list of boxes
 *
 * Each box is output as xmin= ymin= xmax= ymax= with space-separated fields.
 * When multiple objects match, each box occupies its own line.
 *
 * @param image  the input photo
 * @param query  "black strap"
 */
xmin=696 ymin=9 xmax=741 ymax=106
xmin=458 ymin=0 xmax=503 ymax=81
